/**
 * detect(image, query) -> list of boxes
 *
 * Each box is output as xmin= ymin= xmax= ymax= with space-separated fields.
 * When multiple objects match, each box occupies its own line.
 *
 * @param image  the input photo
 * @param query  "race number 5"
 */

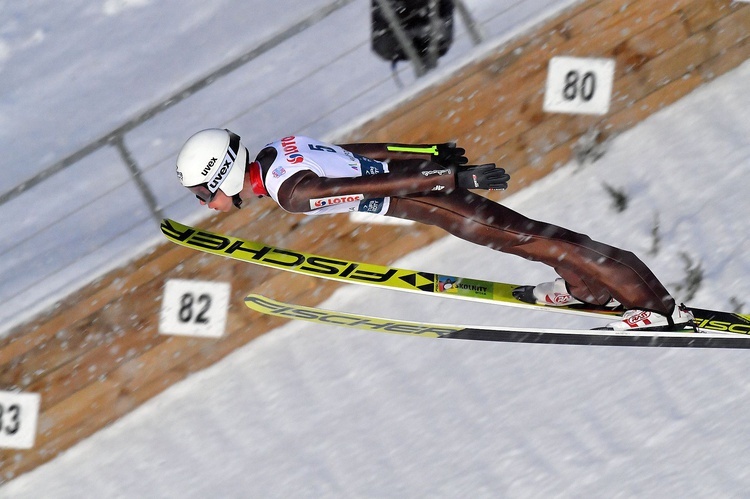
xmin=543 ymin=56 xmax=615 ymax=115
xmin=159 ymin=279 xmax=231 ymax=338
xmin=0 ymin=391 xmax=40 ymax=449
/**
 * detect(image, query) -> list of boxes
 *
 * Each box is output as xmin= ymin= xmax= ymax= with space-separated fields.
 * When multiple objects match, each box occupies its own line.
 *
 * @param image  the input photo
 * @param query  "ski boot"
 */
xmin=604 ymin=304 xmax=695 ymax=331
xmin=513 ymin=278 xmax=620 ymax=309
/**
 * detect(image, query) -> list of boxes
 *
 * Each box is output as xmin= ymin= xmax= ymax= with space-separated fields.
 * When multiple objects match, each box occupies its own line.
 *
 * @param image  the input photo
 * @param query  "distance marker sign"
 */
xmin=159 ymin=279 xmax=231 ymax=338
xmin=0 ymin=391 xmax=40 ymax=449
xmin=543 ymin=56 xmax=615 ymax=115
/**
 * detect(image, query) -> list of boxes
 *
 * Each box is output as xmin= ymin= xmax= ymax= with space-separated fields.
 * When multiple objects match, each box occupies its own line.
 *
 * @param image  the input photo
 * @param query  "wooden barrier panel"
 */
xmin=1 ymin=0 xmax=748 ymax=483
xmin=341 ymin=0 xmax=749 ymax=186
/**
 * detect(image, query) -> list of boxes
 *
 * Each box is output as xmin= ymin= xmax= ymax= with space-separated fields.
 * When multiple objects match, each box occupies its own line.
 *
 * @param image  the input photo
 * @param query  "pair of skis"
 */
xmin=161 ymin=219 xmax=750 ymax=349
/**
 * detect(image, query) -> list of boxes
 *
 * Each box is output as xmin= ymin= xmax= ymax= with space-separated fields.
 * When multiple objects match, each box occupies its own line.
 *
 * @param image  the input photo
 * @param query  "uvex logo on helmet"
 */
xmin=208 ymin=158 xmax=233 ymax=190
xmin=206 ymin=140 xmax=238 ymax=192
xmin=201 ymin=157 xmax=218 ymax=177
xmin=281 ymin=136 xmax=304 ymax=164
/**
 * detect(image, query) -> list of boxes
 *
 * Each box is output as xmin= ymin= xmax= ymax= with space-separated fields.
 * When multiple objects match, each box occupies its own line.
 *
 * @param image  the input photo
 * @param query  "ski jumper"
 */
xmin=255 ymin=136 xmax=676 ymax=315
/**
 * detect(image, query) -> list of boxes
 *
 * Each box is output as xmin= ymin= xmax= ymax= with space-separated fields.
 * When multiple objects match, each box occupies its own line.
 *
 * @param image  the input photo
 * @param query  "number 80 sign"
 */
xmin=159 ymin=279 xmax=231 ymax=338
xmin=543 ymin=56 xmax=615 ymax=115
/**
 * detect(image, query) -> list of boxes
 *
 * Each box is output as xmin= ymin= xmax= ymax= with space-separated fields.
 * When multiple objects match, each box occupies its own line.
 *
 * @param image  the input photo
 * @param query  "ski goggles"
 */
xmin=187 ymin=130 xmax=241 ymax=203
xmin=188 ymin=183 xmax=217 ymax=204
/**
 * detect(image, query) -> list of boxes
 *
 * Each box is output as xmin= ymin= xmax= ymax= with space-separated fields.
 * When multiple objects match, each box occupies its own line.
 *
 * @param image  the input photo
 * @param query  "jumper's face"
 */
xmin=199 ymin=188 xmax=235 ymax=212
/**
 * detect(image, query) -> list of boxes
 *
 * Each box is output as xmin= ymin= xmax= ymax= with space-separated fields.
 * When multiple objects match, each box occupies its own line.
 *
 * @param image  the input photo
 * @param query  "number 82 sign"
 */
xmin=543 ymin=56 xmax=615 ymax=115
xmin=159 ymin=279 xmax=231 ymax=338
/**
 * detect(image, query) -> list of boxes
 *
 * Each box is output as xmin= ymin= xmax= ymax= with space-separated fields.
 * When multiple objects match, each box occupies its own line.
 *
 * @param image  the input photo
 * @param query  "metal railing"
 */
xmin=0 ymin=0 xmax=357 ymax=222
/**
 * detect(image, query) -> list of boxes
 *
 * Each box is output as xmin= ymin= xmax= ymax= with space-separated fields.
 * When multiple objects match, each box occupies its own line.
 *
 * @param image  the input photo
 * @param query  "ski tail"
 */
xmin=690 ymin=307 xmax=750 ymax=335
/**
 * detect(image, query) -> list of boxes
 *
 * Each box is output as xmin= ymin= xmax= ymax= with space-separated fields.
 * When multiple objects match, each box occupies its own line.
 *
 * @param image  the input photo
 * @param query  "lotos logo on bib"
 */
xmin=281 ymin=136 xmax=304 ymax=164
xmin=310 ymin=194 xmax=364 ymax=209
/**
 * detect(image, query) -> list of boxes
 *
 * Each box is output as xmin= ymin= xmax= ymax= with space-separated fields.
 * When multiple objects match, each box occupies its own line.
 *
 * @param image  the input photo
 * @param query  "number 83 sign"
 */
xmin=159 ymin=279 xmax=231 ymax=338
xmin=543 ymin=56 xmax=615 ymax=115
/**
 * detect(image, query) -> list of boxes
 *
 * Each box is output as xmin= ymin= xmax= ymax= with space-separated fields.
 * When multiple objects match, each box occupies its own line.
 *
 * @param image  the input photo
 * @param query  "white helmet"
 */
xmin=176 ymin=128 xmax=248 ymax=203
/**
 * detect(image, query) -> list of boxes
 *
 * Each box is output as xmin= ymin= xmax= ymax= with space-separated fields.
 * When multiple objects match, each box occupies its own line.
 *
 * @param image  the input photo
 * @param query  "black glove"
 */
xmin=432 ymin=142 xmax=468 ymax=167
xmin=455 ymin=164 xmax=510 ymax=190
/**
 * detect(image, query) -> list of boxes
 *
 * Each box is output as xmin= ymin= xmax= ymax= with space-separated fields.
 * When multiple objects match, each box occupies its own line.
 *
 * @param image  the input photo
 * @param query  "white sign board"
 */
xmin=543 ymin=56 xmax=615 ymax=115
xmin=159 ymin=279 xmax=231 ymax=338
xmin=0 ymin=391 xmax=40 ymax=449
